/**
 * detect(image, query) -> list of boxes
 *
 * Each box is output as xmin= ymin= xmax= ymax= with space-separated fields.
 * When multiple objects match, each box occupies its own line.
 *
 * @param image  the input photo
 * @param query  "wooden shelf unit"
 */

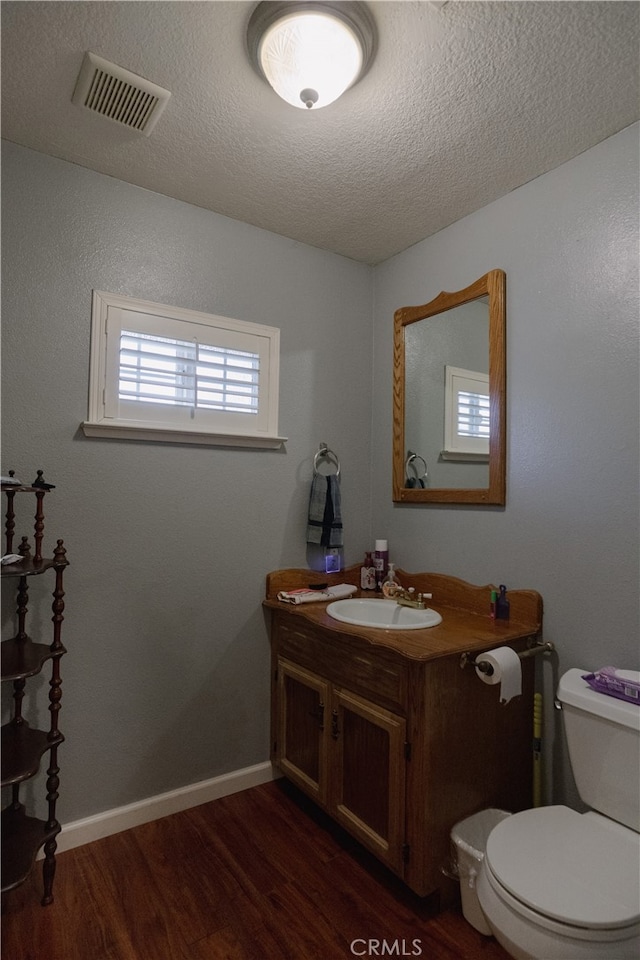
xmin=1 ymin=481 xmax=68 ymax=905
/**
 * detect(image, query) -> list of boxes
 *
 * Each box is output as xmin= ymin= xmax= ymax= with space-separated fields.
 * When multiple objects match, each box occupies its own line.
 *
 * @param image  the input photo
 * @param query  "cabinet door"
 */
xmin=330 ymin=687 xmax=406 ymax=873
xmin=276 ymin=659 xmax=329 ymax=806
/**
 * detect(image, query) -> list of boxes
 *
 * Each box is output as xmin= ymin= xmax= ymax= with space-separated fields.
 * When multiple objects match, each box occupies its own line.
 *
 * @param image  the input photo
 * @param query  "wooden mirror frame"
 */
xmin=392 ymin=269 xmax=506 ymax=504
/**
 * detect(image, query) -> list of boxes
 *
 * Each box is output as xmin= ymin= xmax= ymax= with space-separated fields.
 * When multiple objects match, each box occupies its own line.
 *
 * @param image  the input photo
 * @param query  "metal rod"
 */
xmin=518 ymin=641 xmax=554 ymax=659
xmin=460 ymin=641 xmax=554 ymax=673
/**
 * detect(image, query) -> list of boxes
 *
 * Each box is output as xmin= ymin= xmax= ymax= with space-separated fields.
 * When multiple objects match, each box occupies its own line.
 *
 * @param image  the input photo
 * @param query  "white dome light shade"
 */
xmin=247 ymin=3 xmax=376 ymax=111
xmin=259 ymin=11 xmax=363 ymax=109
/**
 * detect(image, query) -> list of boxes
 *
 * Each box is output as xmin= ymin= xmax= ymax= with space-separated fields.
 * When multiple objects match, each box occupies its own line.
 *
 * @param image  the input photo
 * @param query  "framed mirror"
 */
xmin=392 ymin=269 xmax=506 ymax=504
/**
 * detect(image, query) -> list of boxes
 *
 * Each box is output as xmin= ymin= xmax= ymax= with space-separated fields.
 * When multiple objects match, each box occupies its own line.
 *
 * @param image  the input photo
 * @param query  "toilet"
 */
xmin=477 ymin=668 xmax=640 ymax=960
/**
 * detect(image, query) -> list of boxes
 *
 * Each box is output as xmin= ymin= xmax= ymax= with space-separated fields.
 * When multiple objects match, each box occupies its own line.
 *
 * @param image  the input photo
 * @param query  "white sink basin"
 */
xmin=326 ymin=598 xmax=442 ymax=631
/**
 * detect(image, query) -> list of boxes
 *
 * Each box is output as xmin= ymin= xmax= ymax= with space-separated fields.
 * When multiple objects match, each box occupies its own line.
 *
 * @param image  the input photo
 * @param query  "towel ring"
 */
xmin=405 ymin=451 xmax=428 ymax=488
xmin=314 ymin=443 xmax=340 ymax=477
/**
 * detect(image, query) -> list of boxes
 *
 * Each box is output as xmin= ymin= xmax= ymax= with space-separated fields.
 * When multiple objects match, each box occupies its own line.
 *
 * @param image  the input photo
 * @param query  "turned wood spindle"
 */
xmin=15 ymin=574 xmax=29 ymax=643
xmin=5 ymin=488 xmax=16 ymax=554
xmin=33 ymin=490 xmax=45 ymax=564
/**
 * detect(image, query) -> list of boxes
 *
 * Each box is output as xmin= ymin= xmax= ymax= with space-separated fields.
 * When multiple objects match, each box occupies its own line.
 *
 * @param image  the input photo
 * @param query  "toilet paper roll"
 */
xmin=475 ymin=646 xmax=522 ymax=703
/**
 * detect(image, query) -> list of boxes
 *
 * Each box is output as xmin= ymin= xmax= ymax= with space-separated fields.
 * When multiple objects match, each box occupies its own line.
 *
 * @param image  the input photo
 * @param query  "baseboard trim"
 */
xmin=49 ymin=761 xmax=280 ymax=855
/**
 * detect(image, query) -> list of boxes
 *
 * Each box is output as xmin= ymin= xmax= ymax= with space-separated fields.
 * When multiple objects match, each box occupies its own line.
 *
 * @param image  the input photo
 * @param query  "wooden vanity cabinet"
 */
xmin=265 ymin=567 xmax=543 ymax=903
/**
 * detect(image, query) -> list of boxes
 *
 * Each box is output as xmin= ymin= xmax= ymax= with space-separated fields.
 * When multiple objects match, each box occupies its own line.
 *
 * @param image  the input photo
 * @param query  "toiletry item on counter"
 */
xmin=360 ymin=552 xmax=376 ymax=590
xmin=382 ymin=562 xmax=401 ymax=598
xmin=277 ymin=583 xmax=357 ymax=605
xmin=490 ymin=589 xmax=498 ymax=619
xmin=496 ymin=584 xmax=510 ymax=621
xmin=374 ymin=539 xmax=389 ymax=591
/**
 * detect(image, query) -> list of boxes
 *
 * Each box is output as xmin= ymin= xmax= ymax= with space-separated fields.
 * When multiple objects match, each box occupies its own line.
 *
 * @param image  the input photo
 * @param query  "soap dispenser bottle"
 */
xmin=382 ymin=562 xmax=400 ymax=598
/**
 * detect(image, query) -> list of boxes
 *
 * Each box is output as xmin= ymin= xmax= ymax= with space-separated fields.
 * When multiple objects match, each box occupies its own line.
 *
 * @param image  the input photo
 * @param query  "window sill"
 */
xmin=81 ymin=421 xmax=287 ymax=449
xmin=439 ymin=450 xmax=489 ymax=463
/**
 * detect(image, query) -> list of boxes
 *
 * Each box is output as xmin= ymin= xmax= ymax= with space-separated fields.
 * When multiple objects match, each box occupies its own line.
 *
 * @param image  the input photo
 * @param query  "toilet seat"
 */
xmin=485 ymin=806 xmax=640 ymax=934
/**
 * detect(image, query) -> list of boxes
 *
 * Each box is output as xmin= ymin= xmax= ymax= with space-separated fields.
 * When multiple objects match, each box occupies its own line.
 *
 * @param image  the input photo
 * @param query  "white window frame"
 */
xmin=442 ymin=365 xmax=490 ymax=462
xmin=82 ymin=291 xmax=286 ymax=448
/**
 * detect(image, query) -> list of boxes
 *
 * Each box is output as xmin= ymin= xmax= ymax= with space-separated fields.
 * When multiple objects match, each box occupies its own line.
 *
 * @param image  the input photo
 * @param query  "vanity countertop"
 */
xmin=264 ymin=566 xmax=543 ymax=662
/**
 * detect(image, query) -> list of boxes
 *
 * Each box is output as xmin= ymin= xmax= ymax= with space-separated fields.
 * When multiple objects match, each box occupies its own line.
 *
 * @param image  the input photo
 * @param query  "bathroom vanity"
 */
xmin=264 ymin=566 xmax=543 ymax=902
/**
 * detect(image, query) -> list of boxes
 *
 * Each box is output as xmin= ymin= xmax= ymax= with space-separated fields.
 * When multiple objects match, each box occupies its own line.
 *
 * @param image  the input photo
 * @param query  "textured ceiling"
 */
xmin=2 ymin=1 xmax=638 ymax=264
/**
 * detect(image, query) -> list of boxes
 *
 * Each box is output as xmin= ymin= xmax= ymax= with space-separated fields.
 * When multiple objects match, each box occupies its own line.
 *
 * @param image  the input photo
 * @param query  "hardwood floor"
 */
xmin=2 ymin=780 xmax=511 ymax=960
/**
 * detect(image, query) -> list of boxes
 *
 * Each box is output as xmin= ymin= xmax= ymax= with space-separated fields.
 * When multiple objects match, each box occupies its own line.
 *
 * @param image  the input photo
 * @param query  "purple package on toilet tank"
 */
xmin=581 ymin=667 xmax=640 ymax=705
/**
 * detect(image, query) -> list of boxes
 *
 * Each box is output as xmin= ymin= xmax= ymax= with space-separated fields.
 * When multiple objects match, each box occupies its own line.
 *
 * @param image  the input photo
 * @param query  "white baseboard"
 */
xmin=47 ymin=761 xmax=280 ymax=856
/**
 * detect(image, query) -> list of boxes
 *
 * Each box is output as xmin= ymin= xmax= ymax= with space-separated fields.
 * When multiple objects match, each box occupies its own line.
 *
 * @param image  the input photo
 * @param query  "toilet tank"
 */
xmin=558 ymin=668 xmax=640 ymax=831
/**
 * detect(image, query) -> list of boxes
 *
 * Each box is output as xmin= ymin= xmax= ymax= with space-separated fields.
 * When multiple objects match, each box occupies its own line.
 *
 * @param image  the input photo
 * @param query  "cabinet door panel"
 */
xmin=277 ymin=659 xmax=328 ymax=805
xmin=331 ymin=688 xmax=406 ymax=872
xmin=341 ymin=709 xmax=390 ymax=837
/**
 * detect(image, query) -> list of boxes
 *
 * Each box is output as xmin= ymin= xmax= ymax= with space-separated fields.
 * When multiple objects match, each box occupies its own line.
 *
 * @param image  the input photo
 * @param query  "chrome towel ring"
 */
xmin=313 ymin=443 xmax=340 ymax=477
xmin=405 ymin=450 xmax=428 ymax=488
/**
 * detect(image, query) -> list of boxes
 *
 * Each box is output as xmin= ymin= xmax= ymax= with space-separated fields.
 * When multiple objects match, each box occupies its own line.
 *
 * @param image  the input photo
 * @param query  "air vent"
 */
xmin=72 ymin=52 xmax=171 ymax=136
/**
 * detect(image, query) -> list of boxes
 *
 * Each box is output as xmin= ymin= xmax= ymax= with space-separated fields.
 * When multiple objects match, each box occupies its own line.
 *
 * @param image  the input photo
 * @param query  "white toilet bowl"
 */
xmin=477 ymin=805 xmax=640 ymax=960
xmin=473 ymin=668 xmax=640 ymax=960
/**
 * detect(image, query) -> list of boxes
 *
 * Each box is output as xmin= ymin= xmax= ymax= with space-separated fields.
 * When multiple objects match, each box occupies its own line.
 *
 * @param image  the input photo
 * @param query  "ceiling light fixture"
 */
xmin=247 ymin=1 xmax=376 ymax=110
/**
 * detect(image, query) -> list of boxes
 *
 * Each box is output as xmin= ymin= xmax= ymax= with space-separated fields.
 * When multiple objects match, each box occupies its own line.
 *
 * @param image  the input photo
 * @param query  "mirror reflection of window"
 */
xmin=443 ymin=365 xmax=490 ymax=460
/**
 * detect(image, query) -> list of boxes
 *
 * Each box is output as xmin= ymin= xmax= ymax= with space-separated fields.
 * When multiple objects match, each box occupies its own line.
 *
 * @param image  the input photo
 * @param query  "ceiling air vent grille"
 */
xmin=72 ymin=52 xmax=171 ymax=136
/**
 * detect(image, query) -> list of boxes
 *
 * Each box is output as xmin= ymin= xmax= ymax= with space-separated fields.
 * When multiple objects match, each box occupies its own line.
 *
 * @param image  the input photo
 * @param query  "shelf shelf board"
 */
xmin=1 ymin=722 xmax=64 ymax=787
xmin=1 ymin=556 xmax=68 ymax=579
xmin=1 ymin=803 xmax=60 ymax=893
xmin=1 ymin=637 xmax=61 ymax=681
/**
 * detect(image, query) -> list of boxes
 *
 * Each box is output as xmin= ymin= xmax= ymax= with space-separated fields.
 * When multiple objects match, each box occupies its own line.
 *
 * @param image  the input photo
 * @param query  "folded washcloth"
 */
xmin=307 ymin=474 xmax=343 ymax=547
xmin=277 ymin=583 xmax=357 ymax=605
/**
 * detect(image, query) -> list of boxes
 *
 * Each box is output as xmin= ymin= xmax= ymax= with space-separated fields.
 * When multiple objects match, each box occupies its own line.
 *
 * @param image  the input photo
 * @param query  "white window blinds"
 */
xmin=457 ymin=389 xmax=490 ymax=439
xmin=443 ymin=365 xmax=490 ymax=458
xmin=119 ymin=331 xmax=260 ymax=415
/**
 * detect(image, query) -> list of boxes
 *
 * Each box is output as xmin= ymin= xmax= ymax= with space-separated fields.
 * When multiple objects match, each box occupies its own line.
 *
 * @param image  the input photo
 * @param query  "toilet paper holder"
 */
xmin=460 ymin=640 xmax=554 ymax=676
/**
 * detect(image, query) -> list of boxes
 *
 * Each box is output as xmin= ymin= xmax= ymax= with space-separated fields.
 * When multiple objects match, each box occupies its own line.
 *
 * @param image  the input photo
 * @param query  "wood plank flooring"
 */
xmin=2 ymin=779 xmax=511 ymax=960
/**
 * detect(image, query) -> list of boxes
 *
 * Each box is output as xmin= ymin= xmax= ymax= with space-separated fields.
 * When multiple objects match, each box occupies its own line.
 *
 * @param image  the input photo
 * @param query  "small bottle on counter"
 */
xmin=490 ymin=589 xmax=498 ymax=619
xmin=374 ymin=539 xmax=389 ymax=591
xmin=496 ymin=584 xmax=510 ymax=621
xmin=360 ymin=552 xmax=376 ymax=590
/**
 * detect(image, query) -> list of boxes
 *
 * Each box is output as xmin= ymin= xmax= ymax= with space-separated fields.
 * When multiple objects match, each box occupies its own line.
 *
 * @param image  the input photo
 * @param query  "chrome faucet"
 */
xmin=396 ymin=587 xmax=432 ymax=610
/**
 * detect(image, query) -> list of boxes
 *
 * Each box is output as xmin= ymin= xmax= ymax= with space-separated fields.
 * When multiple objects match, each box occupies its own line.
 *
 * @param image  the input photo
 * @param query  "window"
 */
xmin=82 ymin=291 xmax=285 ymax=447
xmin=442 ymin=365 xmax=490 ymax=461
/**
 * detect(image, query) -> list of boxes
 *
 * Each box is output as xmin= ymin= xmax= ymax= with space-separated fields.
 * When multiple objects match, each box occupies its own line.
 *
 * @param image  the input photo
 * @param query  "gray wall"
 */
xmin=2 ymin=121 xmax=638 ymax=825
xmin=373 ymin=122 xmax=639 ymax=805
xmin=1 ymin=141 xmax=373 ymax=821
